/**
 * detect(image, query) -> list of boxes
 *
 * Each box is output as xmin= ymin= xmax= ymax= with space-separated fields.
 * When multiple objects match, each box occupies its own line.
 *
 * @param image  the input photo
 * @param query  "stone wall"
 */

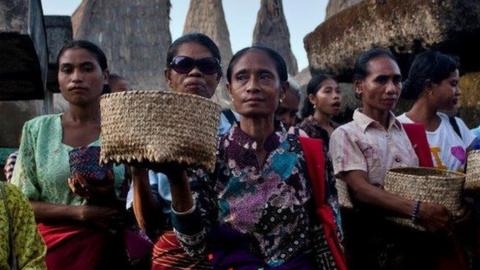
xmin=0 ymin=0 xmax=48 ymax=100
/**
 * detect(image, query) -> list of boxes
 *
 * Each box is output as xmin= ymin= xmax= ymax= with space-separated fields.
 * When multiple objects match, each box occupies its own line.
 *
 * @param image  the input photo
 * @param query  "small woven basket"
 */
xmin=384 ymin=167 xmax=465 ymax=230
xmin=336 ymin=179 xmax=353 ymax=209
xmin=466 ymin=150 xmax=480 ymax=190
xmin=100 ymin=90 xmax=221 ymax=172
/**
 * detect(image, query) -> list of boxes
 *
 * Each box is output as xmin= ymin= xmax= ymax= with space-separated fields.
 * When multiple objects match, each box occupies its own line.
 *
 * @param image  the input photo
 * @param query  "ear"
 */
xmin=103 ymin=69 xmax=110 ymax=85
xmin=226 ymin=82 xmax=233 ymax=97
xmin=164 ymin=68 xmax=173 ymax=88
xmin=308 ymin=93 xmax=316 ymax=105
xmin=354 ymin=80 xmax=363 ymax=97
xmin=280 ymin=81 xmax=288 ymax=100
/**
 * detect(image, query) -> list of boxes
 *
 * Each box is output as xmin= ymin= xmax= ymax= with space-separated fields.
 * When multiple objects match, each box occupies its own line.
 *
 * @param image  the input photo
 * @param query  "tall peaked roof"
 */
xmin=72 ymin=0 xmax=172 ymax=90
xmin=253 ymin=0 xmax=298 ymax=75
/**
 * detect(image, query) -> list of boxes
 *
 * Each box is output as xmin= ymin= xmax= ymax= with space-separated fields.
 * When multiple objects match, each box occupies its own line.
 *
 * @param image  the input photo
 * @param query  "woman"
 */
xmin=298 ymin=74 xmax=343 ymax=236
xmin=329 ymin=48 xmax=453 ymax=270
xmin=155 ymin=45 xmax=343 ymax=269
xmin=0 ymin=182 xmax=46 ymax=269
xmin=398 ymin=50 xmax=476 ymax=269
xmin=131 ymin=32 xmax=223 ymax=269
xmin=397 ymin=50 xmax=475 ymax=172
xmin=11 ymin=40 xmax=127 ymax=270
xmin=299 ymin=74 xmax=341 ymax=137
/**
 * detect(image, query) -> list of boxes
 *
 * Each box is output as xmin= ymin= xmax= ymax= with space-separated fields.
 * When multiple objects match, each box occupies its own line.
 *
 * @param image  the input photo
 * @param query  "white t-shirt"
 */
xmin=397 ymin=112 xmax=475 ymax=172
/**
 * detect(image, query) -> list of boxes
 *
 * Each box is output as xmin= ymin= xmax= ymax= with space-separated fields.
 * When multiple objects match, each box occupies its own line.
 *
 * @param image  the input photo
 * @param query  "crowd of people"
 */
xmin=1 ymin=32 xmax=479 ymax=270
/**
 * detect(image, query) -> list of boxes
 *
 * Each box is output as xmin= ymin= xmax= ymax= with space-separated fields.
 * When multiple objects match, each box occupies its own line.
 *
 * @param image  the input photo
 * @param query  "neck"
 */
xmin=406 ymin=98 xmax=438 ymax=124
xmin=239 ymin=115 xmax=275 ymax=149
xmin=66 ymin=102 xmax=101 ymax=123
xmin=312 ymin=110 xmax=331 ymax=127
xmin=362 ymin=106 xmax=390 ymax=129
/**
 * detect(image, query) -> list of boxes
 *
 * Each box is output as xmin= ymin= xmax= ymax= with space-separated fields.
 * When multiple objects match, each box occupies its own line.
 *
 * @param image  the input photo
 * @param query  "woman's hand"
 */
xmin=76 ymin=205 xmax=124 ymax=229
xmin=68 ymin=171 xmax=116 ymax=200
xmin=417 ymin=202 xmax=452 ymax=232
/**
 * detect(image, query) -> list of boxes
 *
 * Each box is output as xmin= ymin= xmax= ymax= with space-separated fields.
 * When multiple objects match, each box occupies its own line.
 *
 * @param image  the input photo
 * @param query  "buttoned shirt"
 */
xmin=329 ymin=109 xmax=418 ymax=186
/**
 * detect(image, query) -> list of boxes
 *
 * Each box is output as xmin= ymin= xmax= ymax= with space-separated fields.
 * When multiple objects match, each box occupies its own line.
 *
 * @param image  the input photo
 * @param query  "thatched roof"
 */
xmin=253 ymin=0 xmax=298 ymax=75
xmin=73 ymin=0 xmax=172 ymax=90
xmin=305 ymin=0 xmax=480 ymax=81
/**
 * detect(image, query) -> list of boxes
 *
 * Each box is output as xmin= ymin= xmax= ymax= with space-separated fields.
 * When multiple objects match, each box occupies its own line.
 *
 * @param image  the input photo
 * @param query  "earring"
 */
xmin=279 ymin=98 xmax=284 ymax=103
xmin=313 ymin=104 xmax=317 ymax=109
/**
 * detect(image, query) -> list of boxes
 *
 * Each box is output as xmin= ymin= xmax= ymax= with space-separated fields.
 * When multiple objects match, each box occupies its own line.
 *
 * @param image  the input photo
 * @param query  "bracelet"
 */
xmin=411 ymin=200 xmax=421 ymax=223
xmin=171 ymin=202 xmax=196 ymax=216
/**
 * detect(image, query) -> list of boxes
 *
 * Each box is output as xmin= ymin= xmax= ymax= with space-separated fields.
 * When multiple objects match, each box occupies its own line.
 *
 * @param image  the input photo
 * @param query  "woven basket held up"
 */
xmin=100 ymin=90 xmax=221 ymax=172
xmin=466 ymin=150 xmax=480 ymax=190
xmin=384 ymin=167 xmax=465 ymax=230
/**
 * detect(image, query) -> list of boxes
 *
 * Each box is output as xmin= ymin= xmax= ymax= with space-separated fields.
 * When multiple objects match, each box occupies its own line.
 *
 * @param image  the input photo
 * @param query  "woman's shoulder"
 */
xmin=23 ymin=113 xmax=62 ymax=133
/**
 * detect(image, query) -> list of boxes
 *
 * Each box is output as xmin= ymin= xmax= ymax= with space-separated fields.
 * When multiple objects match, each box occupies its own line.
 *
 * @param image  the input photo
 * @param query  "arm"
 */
xmin=164 ymin=165 xmax=218 ymax=257
xmin=30 ymin=201 xmax=121 ymax=229
xmin=131 ymin=167 xmax=163 ymax=232
xmin=341 ymin=170 xmax=450 ymax=232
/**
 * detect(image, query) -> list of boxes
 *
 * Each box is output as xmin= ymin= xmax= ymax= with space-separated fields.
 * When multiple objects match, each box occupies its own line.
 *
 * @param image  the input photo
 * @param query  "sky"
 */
xmin=40 ymin=0 xmax=328 ymax=70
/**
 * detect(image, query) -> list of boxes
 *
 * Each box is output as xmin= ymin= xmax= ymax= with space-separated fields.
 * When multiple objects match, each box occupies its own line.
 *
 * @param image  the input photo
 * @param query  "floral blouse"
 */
xmin=172 ymin=124 xmax=338 ymax=267
xmin=298 ymin=117 xmax=342 ymax=238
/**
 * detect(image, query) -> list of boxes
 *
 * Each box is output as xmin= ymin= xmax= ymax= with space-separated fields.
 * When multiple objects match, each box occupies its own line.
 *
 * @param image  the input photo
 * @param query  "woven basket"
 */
xmin=100 ymin=90 xmax=221 ymax=172
xmin=336 ymin=179 xmax=353 ymax=209
xmin=466 ymin=150 xmax=480 ymax=190
xmin=384 ymin=167 xmax=465 ymax=230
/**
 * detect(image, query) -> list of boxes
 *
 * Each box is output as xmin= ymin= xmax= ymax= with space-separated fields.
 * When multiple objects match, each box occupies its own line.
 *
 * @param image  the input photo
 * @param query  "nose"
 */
xmin=187 ymin=66 xmax=203 ymax=77
xmin=385 ymin=80 xmax=399 ymax=95
xmin=71 ymin=68 xmax=83 ymax=83
xmin=246 ymin=77 xmax=260 ymax=93
xmin=455 ymin=86 xmax=461 ymax=97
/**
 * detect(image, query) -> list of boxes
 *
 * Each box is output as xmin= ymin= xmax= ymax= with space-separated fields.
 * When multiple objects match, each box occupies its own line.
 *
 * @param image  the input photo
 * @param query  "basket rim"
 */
xmin=101 ymin=89 xmax=218 ymax=104
xmin=387 ymin=167 xmax=466 ymax=178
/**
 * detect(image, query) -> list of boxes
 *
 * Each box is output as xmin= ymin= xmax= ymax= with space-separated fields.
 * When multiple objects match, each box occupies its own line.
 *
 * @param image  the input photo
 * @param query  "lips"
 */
xmin=244 ymin=97 xmax=265 ymax=103
xmin=69 ymin=86 xmax=88 ymax=93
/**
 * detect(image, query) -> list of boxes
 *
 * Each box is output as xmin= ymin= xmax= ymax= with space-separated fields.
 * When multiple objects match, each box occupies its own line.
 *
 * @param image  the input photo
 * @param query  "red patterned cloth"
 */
xmin=151 ymin=230 xmax=211 ymax=270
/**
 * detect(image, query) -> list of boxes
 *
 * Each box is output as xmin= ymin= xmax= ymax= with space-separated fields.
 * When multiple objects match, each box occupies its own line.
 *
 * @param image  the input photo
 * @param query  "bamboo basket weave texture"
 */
xmin=384 ymin=167 xmax=465 ymax=230
xmin=99 ymin=90 xmax=221 ymax=172
xmin=466 ymin=150 xmax=480 ymax=190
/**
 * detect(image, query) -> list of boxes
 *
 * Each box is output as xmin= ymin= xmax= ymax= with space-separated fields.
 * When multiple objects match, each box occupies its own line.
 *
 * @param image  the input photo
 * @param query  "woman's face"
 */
xmin=309 ymin=78 xmax=341 ymax=116
xmin=165 ymin=42 xmax=220 ymax=98
xmin=58 ymin=48 xmax=107 ymax=106
xmin=228 ymin=49 xmax=287 ymax=118
xmin=355 ymin=56 xmax=402 ymax=113
xmin=430 ymin=69 xmax=460 ymax=111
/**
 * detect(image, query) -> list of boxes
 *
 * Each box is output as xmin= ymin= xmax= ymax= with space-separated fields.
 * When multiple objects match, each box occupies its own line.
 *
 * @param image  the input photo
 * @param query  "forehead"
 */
xmin=232 ymin=49 xmax=277 ymax=74
xmin=175 ymin=42 xmax=214 ymax=59
xmin=366 ymin=56 xmax=401 ymax=77
xmin=59 ymin=48 xmax=99 ymax=65
xmin=319 ymin=79 xmax=338 ymax=89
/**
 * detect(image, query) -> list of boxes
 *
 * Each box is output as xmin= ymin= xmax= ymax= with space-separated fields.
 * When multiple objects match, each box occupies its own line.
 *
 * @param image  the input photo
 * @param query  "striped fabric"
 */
xmin=151 ymin=230 xmax=211 ymax=270
xmin=3 ymin=151 xmax=18 ymax=182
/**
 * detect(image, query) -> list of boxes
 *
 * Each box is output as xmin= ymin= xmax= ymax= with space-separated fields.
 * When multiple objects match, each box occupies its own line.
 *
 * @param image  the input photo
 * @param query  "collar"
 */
xmin=353 ymin=108 xmax=402 ymax=133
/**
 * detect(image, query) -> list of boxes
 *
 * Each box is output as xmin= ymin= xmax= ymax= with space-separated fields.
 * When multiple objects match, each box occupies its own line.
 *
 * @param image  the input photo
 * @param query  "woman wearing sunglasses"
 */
xmin=148 ymin=45 xmax=345 ymax=269
xmin=131 ymin=33 xmax=222 ymax=269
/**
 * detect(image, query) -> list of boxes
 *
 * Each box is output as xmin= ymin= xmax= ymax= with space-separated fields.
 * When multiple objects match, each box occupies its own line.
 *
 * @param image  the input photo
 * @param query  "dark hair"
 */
xmin=109 ymin=73 xmax=124 ymax=84
xmin=56 ymin=40 xmax=108 ymax=71
xmin=402 ymin=50 xmax=459 ymax=100
xmin=226 ymin=45 xmax=288 ymax=84
xmin=301 ymin=74 xmax=334 ymax=118
xmin=166 ymin=33 xmax=222 ymax=75
xmin=353 ymin=48 xmax=396 ymax=82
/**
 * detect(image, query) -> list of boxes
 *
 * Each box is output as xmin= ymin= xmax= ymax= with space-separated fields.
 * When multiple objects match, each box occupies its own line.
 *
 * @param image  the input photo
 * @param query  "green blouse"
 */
xmin=11 ymin=114 xmax=125 ymax=205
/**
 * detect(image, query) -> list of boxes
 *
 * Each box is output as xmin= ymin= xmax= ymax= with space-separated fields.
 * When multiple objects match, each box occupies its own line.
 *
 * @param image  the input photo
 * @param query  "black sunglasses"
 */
xmin=169 ymin=56 xmax=220 ymax=75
